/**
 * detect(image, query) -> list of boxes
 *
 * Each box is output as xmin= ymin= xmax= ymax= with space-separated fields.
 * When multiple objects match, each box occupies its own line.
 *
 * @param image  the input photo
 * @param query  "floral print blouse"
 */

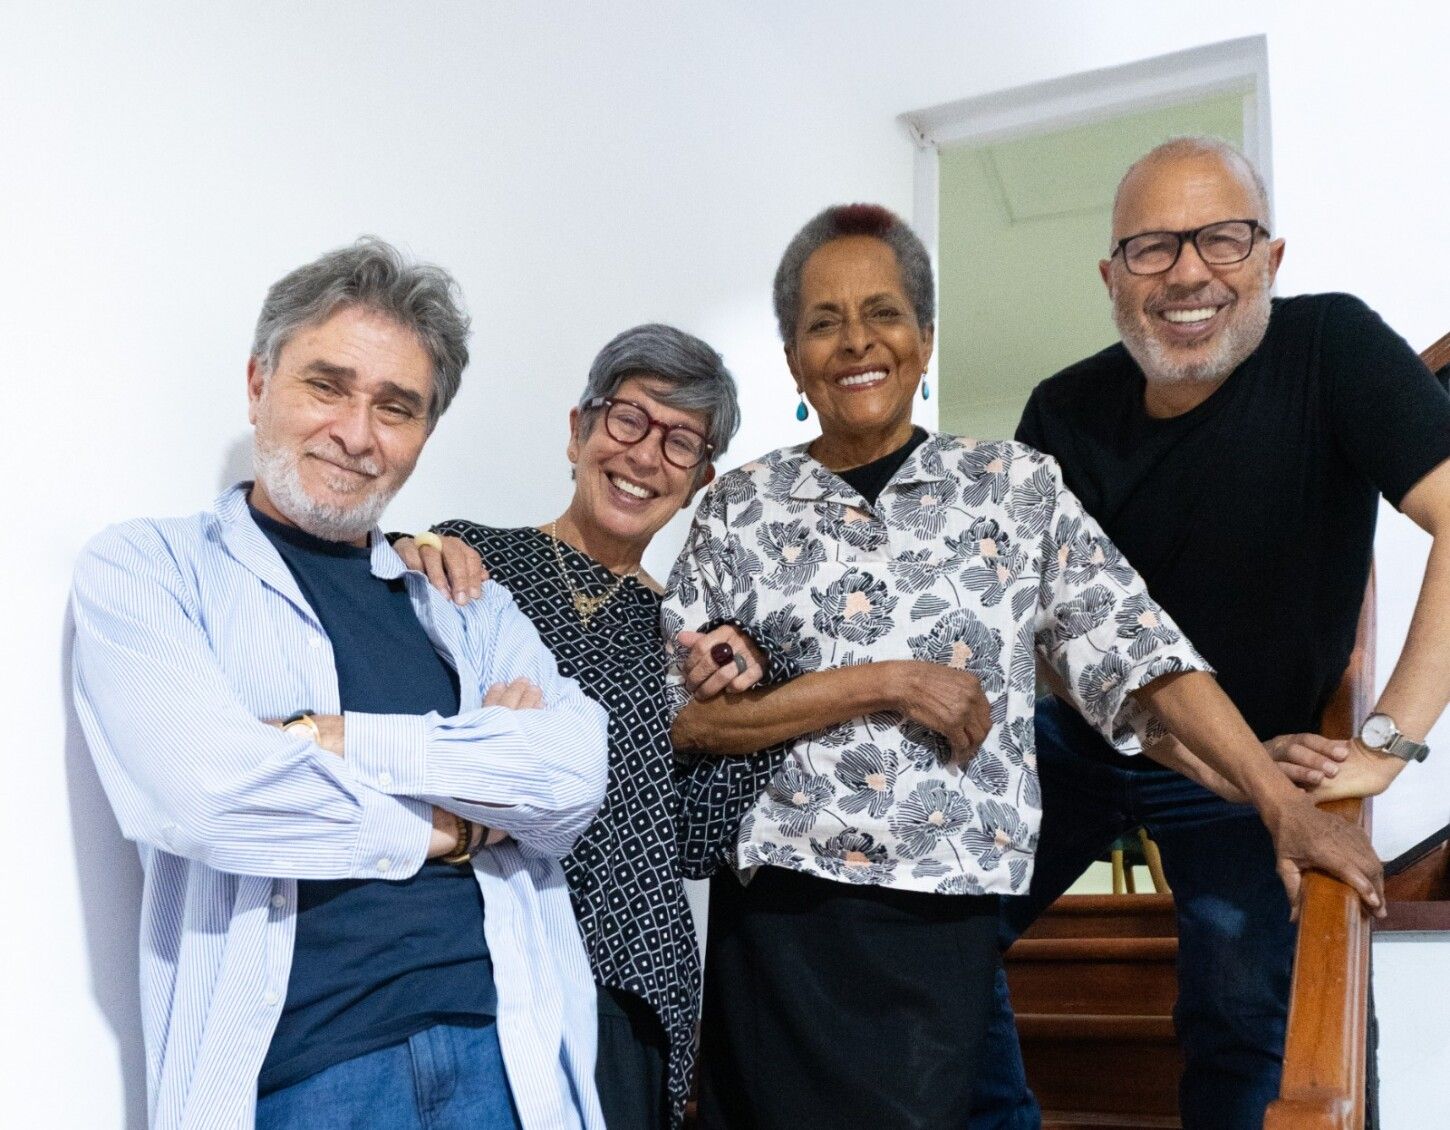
xmin=662 ymin=432 xmax=1209 ymax=896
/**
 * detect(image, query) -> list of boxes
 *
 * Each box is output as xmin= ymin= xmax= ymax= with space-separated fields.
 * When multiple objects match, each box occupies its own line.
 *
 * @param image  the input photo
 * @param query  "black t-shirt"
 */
xmin=836 ymin=426 xmax=930 ymax=507
xmin=1017 ymin=293 xmax=1450 ymax=751
xmin=251 ymin=508 xmax=497 ymax=1095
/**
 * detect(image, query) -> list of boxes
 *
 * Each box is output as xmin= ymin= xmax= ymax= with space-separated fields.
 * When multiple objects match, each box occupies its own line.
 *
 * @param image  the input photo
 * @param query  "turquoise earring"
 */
xmin=796 ymin=394 xmax=809 ymax=421
xmin=921 ymin=377 xmax=930 ymax=401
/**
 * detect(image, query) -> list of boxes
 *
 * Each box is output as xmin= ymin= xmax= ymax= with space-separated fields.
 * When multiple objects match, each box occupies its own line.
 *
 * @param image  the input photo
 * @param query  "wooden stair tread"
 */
xmin=1017 ymin=1013 xmax=1177 ymax=1041
xmin=1042 ymin=1113 xmax=1181 ymax=1129
xmin=1009 ymin=936 xmax=1178 ymax=961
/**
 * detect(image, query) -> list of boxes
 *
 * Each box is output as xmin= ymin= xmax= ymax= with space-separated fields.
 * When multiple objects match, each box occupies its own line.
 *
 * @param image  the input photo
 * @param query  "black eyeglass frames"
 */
xmin=1110 ymin=219 xmax=1270 ymax=276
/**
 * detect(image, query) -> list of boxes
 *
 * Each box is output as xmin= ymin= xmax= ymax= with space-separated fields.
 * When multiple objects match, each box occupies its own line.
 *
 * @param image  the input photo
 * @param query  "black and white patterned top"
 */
xmin=433 ymin=522 xmax=699 ymax=1130
xmin=662 ymin=433 xmax=1210 ymax=897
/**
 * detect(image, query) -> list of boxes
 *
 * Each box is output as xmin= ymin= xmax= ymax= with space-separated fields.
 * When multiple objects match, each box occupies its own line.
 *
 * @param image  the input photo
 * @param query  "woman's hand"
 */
xmin=1264 ymin=732 xmax=1350 ymax=789
xmin=678 ymin=626 xmax=766 ymax=700
xmin=394 ymin=534 xmax=488 ymax=604
xmin=886 ymin=661 xmax=992 ymax=766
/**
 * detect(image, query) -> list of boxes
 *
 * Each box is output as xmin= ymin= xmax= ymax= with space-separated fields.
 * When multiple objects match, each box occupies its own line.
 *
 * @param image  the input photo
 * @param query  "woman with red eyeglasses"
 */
xmin=395 ymin=324 xmax=742 ymax=1130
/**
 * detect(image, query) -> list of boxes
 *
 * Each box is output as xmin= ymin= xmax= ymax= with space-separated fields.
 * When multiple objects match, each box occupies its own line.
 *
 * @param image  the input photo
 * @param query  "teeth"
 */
xmin=838 ymin=370 xmax=887 ymax=387
xmin=611 ymin=475 xmax=653 ymax=500
xmin=1162 ymin=307 xmax=1218 ymax=324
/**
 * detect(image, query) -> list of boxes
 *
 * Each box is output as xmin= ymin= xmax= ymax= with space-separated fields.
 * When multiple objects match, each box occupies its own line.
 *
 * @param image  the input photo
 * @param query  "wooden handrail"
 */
xmin=1267 ymin=329 xmax=1447 ymax=1129
xmin=1421 ymin=330 xmax=1450 ymax=376
xmin=1263 ymin=797 xmax=1372 ymax=1130
xmin=1264 ymin=567 xmax=1376 ymax=1130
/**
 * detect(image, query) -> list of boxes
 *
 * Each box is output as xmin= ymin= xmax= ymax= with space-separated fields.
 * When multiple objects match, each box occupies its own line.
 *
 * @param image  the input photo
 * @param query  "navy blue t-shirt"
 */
xmin=252 ymin=506 xmax=497 ymax=1095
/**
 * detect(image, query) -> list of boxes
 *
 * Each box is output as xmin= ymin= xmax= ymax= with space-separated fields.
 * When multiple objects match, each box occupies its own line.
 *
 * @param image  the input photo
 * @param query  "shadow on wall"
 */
xmin=62 ymin=611 xmax=147 ymax=1130
xmin=220 ymin=433 xmax=252 ymax=493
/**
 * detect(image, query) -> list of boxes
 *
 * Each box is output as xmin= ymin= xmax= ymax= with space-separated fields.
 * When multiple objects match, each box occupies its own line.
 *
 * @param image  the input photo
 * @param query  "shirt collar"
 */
xmin=213 ymin=482 xmax=408 ymax=585
xmin=775 ymin=430 xmax=957 ymax=505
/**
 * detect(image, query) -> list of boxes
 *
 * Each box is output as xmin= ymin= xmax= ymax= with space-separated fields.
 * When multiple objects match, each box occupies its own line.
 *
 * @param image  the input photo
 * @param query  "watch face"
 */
xmin=1361 ymin=713 xmax=1395 ymax=749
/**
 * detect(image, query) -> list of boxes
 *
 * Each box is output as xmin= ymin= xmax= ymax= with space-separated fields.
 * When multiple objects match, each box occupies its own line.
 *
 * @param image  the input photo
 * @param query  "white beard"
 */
xmin=252 ymin=432 xmax=399 ymax=543
xmin=1115 ymin=275 xmax=1272 ymax=387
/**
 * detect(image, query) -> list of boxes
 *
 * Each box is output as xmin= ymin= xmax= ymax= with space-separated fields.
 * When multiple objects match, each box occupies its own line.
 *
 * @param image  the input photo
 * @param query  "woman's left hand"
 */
xmin=394 ymin=534 xmax=489 ymax=604
xmin=678 ymin=626 xmax=766 ymax=700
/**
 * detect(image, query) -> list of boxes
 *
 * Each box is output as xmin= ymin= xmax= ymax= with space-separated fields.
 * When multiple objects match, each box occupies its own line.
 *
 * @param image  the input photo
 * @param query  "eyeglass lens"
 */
xmin=1123 ymin=221 xmax=1258 ymax=274
xmin=606 ymin=401 xmax=707 ymax=468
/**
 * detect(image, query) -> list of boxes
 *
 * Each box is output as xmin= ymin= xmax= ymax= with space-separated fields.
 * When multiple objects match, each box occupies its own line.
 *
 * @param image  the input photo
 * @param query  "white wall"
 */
xmin=3 ymin=3 xmax=1446 ymax=1126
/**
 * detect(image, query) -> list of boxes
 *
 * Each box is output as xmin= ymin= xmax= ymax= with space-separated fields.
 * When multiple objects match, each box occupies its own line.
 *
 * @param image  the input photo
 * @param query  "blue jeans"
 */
xmin=968 ymin=697 xmax=1295 ymax=1130
xmin=256 ymin=1020 xmax=523 ymax=1130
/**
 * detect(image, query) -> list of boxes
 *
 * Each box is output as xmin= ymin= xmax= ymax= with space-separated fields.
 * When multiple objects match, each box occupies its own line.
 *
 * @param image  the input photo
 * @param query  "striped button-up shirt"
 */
xmin=71 ymin=485 xmax=610 ymax=1130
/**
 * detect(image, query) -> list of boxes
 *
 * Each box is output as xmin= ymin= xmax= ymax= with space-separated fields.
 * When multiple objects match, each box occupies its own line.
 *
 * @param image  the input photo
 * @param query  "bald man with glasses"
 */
xmin=969 ymin=137 xmax=1450 ymax=1130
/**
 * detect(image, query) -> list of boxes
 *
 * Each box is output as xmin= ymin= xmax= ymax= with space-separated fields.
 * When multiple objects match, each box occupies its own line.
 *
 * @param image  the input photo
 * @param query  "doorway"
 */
xmin=903 ymin=36 xmax=1270 ymax=442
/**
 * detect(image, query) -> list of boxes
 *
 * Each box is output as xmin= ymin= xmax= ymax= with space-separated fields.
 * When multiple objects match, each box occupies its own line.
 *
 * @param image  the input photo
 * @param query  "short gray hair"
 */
xmin=578 ymin=323 xmax=740 ymax=466
xmin=1113 ymin=136 xmax=1272 ymax=240
xmin=251 ymin=236 xmax=471 ymax=428
xmin=772 ymin=203 xmax=935 ymax=343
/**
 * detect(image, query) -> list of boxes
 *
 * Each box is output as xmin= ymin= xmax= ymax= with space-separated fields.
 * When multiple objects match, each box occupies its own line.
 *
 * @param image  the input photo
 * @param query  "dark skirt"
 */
xmin=698 ymin=866 xmax=1000 ymax=1130
xmin=596 ymin=985 xmax=672 ymax=1130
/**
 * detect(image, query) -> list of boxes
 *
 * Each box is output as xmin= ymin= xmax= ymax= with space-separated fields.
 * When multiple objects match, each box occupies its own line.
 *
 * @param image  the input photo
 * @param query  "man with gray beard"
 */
xmin=969 ymin=138 xmax=1450 ymax=1130
xmin=71 ymin=239 xmax=609 ymax=1130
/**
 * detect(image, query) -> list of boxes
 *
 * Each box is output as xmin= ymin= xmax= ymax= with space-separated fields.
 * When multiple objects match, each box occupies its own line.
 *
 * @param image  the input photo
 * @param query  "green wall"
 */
xmin=937 ymin=94 xmax=1245 ymax=441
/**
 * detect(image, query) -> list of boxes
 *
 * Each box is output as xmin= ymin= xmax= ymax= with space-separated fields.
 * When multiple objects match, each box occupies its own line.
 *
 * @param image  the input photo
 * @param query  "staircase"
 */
xmin=1006 ymin=893 xmax=1183 ymax=1129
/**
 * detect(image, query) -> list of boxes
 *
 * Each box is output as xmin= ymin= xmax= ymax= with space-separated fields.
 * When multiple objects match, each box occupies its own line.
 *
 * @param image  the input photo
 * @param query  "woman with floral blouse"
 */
xmin=662 ymin=204 xmax=1384 ymax=1129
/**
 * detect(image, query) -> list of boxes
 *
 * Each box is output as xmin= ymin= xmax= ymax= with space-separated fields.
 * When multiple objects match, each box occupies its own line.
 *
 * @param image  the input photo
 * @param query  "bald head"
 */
xmin=1100 ymin=137 xmax=1285 ymax=407
xmin=1111 ymin=137 xmax=1270 ymax=244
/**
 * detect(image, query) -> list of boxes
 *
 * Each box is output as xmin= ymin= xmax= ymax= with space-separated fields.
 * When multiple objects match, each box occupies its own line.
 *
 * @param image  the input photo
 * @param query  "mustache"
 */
xmin=1145 ymin=282 xmax=1234 ymax=312
xmin=305 ymin=446 xmax=382 ymax=477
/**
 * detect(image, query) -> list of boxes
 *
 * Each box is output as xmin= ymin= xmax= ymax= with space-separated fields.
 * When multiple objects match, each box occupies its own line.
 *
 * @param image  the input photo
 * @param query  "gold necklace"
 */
xmin=548 ymin=522 xmax=641 ymax=627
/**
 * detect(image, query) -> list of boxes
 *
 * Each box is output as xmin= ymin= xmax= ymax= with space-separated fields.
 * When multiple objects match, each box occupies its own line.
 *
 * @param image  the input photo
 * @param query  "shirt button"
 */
xmin=264 ymin=989 xmax=280 ymax=1007
xmin=376 ymin=858 xmax=392 ymax=873
xmin=378 ymin=771 xmax=393 ymax=788
xmin=308 ymin=634 xmax=322 ymax=648
xmin=270 ymin=894 xmax=285 ymax=909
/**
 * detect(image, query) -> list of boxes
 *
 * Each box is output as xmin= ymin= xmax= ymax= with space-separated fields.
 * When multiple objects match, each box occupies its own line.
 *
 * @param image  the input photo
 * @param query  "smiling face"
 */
xmin=786 ymin=235 xmax=934 ymax=466
xmin=565 ymin=375 xmax=715 ymax=558
xmin=247 ymin=305 xmax=434 ymax=543
xmin=1101 ymin=152 xmax=1284 ymax=389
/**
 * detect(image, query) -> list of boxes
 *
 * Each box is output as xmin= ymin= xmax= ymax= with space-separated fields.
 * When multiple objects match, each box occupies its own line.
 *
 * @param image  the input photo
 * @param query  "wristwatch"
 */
xmin=1358 ymin=712 xmax=1430 ymax=763
xmin=282 ymin=712 xmax=321 ymax=743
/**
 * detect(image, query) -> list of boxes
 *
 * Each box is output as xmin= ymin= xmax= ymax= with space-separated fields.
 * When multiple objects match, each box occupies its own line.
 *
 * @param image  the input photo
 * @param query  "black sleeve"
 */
xmin=1321 ymin=295 xmax=1450 ymax=509
xmin=1014 ymin=385 xmax=1051 ymax=453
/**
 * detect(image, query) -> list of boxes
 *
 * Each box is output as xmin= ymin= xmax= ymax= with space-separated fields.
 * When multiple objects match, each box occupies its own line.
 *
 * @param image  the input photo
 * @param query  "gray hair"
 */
xmin=772 ymin=203 xmax=935 ymax=343
xmin=1113 ymin=136 xmax=1272 ymax=240
xmin=577 ymin=323 xmax=741 ymax=467
xmin=251 ymin=236 xmax=471 ymax=428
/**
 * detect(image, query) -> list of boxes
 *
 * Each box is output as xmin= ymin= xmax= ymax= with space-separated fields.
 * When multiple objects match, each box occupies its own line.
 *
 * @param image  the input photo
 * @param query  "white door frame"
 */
xmin=899 ymin=35 xmax=1272 ymax=263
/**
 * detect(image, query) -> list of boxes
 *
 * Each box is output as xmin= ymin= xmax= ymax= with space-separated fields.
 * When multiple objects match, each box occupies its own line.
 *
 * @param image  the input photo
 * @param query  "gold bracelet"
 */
xmin=440 ymin=812 xmax=475 ymax=866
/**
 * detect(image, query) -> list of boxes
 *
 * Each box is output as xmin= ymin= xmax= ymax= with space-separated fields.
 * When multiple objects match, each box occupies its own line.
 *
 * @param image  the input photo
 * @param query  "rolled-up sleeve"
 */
xmin=71 ymin=524 xmax=434 ymax=880
xmin=1031 ymin=456 xmax=1212 ymax=753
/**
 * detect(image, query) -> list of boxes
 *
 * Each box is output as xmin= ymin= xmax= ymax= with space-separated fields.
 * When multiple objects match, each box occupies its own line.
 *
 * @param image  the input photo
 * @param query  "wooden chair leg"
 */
xmin=1111 ymin=848 xmax=1126 ymax=894
xmin=1139 ymin=827 xmax=1170 ymax=894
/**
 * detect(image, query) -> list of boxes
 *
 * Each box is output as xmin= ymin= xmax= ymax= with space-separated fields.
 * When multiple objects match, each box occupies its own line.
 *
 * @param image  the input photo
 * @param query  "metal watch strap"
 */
xmin=1385 ymin=732 xmax=1431 ymax=763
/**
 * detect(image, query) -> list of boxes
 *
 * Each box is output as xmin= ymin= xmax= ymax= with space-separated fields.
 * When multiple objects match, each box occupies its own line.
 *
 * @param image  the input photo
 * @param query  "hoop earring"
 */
xmin=795 ymin=394 xmax=809 ymax=421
